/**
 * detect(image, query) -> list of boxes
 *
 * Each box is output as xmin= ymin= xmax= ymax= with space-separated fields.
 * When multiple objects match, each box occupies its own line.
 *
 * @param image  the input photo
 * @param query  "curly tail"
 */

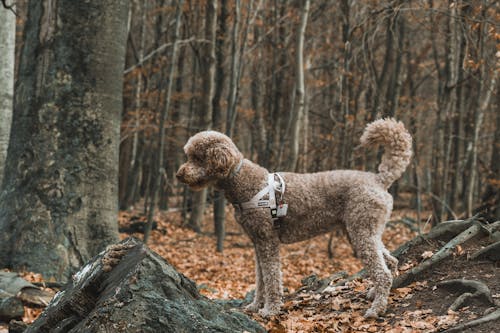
xmin=360 ymin=118 xmax=412 ymax=188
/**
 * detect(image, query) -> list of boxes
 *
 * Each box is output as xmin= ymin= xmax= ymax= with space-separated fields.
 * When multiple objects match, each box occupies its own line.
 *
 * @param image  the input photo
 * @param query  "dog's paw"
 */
xmin=258 ymin=305 xmax=281 ymax=318
xmin=363 ymin=302 xmax=387 ymax=319
xmin=363 ymin=308 xmax=379 ymax=319
xmin=244 ymin=301 xmax=262 ymax=312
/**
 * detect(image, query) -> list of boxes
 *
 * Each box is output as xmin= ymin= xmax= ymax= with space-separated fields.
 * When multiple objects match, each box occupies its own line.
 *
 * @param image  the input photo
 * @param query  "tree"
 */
xmin=187 ymin=0 xmax=218 ymax=233
xmin=0 ymin=0 xmax=129 ymax=282
xmin=144 ymin=0 xmax=184 ymax=242
xmin=113 ymin=1 xmax=500 ymax=234
xmin=286 ymin=0 xmax=310 ymax=171
xmin=0 ymin=3 xmax=15 ymax=187
xmin=213 ymin=0 xmax=229 ymax=252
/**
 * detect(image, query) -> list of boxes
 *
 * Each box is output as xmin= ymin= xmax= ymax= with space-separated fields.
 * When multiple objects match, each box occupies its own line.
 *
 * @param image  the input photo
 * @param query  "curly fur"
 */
xmin=176 ymin=118 xmax=412 ymax=318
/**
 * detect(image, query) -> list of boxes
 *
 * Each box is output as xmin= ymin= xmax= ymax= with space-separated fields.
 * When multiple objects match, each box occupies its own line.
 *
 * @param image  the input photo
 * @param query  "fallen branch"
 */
xmin=391 ymin=217 xmax=478 ymax=259
xmin=393 ymin=222 xmax=483 ymax=288
xmin=442 ymin=308 xmax=500 ymax=333
xmin=437 ymin=279 xmax=494 ymax=311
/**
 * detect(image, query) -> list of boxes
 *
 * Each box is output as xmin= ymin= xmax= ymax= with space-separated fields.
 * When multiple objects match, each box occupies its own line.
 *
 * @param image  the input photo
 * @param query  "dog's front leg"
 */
xmin=255 ymin=239 xmax=283 ymax=317
xmin=245 ymin=246 xmax=265 ymax=312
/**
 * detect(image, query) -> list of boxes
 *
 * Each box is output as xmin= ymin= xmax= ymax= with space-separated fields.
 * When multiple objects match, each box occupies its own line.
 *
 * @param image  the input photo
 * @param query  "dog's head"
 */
xmin=176 ymin=131 xmax=243 ymax=191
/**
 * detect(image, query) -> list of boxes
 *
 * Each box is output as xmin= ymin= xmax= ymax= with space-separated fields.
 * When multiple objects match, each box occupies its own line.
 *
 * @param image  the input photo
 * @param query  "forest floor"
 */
xmin=117 ymin=201 xmax=499 ymax=333
xmin=2 ymin=197 xmax=499 ymax=332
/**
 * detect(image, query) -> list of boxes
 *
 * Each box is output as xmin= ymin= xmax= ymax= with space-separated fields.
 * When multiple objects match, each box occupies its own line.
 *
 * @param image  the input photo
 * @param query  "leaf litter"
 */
xmin=5 ymin=207 xmax=498 ymax=333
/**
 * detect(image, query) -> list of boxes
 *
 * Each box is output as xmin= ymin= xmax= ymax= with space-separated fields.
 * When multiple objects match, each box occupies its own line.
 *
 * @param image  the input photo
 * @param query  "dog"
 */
xmin=176 ymin=118 xmax=412 ymax=318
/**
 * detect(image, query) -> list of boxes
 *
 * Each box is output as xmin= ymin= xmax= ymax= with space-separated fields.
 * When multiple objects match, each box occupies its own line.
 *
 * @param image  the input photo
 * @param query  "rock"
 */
xmin=0 ymin=297 xmax=24 ymax=321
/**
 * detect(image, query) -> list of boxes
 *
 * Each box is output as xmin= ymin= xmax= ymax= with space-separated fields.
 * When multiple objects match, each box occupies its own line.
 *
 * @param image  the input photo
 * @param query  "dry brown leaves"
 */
xmin=118 ymin=206 xmax=461 ymax=332
xmin=13 ymin=206 xmax=453 ymax=332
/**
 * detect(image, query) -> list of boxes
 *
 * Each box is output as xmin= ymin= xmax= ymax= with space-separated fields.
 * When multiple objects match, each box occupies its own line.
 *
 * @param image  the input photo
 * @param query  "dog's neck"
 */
xmin=216 ymin=159 xmax=269 ymax=205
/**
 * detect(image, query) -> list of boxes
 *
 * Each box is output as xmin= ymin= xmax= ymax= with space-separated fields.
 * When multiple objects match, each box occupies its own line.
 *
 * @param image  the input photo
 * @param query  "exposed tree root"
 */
xmin=437 ymin=279 xmax=494 ymax=311
xmin=322 ymin=217 xmax=484 ymax=290
xmin=442 ymin=308 xmax=500 ymax=333
xmin=471 ymin=240 xmax=500 ymax=261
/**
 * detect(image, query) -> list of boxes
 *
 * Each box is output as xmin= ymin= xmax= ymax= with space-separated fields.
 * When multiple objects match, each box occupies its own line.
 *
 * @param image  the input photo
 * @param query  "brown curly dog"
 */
xmin=176 ymin=118 xmax=412 ymax=318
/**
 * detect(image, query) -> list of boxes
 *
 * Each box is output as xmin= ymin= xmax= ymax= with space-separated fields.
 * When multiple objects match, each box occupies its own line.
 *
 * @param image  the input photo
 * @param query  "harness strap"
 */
xmin=238 ymin=173 xmax=285 ymax=215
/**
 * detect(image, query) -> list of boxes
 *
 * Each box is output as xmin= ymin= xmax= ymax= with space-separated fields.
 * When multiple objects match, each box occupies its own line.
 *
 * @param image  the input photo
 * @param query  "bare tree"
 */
xmin=188 ymin=0 xmax=218 ymax=233
xmin=286 ymin=0 xmax=310 ymax=171
xmin=144 ymin=0 xmax=184 ymax=242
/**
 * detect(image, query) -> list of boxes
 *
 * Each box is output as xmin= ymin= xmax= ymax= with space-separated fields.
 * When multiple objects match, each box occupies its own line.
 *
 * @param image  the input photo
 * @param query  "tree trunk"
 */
xmin=0 ymin=4 xmax=15 ymax=188
xmin=25 ymin=238 xmax=265 ymax=333
xmin=144 ymin=0 xmax=184 ymax=242
xmin=0 ymin=0 xmax=129 ymax=282
xmin=286 ymin=0 xmax=309 ymax=172
xmin=188 ymin=0 xmax=217 ymax=233
xmin=467 ymin=72 xmax=497 ymax=216
xmin=338 ymin=0 xmax=352 ymax=169
xmin=225 ymin=0 xmax=241 ymax=137
xmin=212 ymin=0 xmax=228 ymax=252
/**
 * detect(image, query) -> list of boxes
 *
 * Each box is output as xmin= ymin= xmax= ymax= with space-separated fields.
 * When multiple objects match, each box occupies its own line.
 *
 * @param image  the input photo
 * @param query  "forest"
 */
xmin=0 ymin=0 xmax=499 ymax=332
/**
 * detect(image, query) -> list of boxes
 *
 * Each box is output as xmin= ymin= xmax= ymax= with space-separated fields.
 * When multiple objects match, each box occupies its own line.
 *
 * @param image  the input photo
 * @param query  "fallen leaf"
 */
xmin=421 ymin=250 xmax=434 ymax=259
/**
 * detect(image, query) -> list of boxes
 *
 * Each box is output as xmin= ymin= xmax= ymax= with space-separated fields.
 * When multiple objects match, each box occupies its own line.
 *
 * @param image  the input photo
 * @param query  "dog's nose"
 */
xmin=176 ymin=166 xmax=184 ymax=181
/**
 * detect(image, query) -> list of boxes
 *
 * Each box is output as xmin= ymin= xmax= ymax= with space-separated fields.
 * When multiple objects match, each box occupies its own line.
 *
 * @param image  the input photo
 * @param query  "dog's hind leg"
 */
xmin=347 ymin=225 xmax=392 ymax=318
xmin=255 ymin=239 xmax=283 ymax=317
xmin=245 ymin=247 xmax=265 ymax=312
xmin=366 ymin=246 xmax=398 ymax=301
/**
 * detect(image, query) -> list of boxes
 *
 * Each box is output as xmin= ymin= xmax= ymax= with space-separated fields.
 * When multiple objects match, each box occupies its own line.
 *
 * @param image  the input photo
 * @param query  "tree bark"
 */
xmin=0 ymin=3 xmax=15 ymax=188
xmin=225 ymin=0 xmax=241 ymax=137
xmin=0 ymin=0 xmax=129 ymax=282
xmin=212 ymin=0 xmax=229 ymax=252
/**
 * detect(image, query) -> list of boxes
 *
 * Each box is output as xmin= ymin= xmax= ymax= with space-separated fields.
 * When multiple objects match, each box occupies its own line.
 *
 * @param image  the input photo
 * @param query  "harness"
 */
xmin=237 ymin=173 xmax=288 ymax=220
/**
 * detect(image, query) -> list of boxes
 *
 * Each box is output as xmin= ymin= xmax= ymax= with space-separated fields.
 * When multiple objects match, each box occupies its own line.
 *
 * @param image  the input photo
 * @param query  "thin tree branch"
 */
xmin=1 ymin=0 xmax=17 ymax=16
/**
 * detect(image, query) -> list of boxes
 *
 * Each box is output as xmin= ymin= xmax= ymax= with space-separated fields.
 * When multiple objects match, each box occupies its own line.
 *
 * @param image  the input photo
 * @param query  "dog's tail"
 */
xmin=360 ymin=118 xmax=412 ymax=188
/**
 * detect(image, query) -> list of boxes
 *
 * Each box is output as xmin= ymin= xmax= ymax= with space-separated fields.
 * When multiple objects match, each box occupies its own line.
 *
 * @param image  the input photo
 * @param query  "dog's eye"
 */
xmin=191 ymin=154 xmax=203 ymax=163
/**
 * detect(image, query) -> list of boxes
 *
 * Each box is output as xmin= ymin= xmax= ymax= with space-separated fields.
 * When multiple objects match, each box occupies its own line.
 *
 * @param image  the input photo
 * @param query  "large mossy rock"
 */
xmin=26 ymin=237 xmax=264 ymax=333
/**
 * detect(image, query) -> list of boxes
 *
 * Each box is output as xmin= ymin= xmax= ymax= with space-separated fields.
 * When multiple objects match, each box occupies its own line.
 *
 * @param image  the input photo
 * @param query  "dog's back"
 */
xmin=275 ymin=169 xmax=390 ymax=244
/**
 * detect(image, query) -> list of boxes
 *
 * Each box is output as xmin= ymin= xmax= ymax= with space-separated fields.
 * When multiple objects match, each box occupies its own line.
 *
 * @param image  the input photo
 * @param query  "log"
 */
xmin=25 ymin=237 xmax=265 ymax=333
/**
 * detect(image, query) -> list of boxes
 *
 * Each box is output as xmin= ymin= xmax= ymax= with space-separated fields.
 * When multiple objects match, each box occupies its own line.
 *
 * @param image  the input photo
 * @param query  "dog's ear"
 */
xmin=208 ymin=144 xmax=234 ymax=176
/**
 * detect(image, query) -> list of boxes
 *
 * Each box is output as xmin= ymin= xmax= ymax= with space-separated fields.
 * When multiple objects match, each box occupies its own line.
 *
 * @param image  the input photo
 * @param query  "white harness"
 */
xmin=238 ymin=173 xmax=287 ymax=219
